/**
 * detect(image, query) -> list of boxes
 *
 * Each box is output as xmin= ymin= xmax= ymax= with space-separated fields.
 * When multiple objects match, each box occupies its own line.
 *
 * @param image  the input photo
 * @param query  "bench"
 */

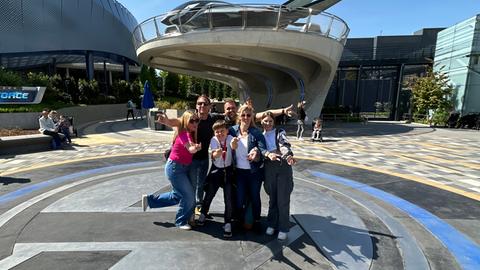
xmin=0 ymin=133 xmax=65 ymax=156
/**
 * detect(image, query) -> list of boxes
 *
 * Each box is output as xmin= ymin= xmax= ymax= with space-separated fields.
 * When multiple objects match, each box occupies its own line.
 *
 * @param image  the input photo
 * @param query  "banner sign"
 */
xmin=0 ymin=87 xmax=46 ymax=104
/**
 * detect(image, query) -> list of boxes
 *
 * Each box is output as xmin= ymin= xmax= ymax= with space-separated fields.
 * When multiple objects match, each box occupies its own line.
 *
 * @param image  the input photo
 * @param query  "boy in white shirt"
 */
xmin=197 ymin=120 xmax=238 ymax=238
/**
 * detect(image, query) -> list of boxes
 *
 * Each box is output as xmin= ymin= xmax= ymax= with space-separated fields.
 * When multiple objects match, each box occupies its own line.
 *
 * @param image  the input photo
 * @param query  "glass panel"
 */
xmin=210 ymin=6 xmax=243 ymax=28
xmin=245 ymin=5 xmax=278 ymax=28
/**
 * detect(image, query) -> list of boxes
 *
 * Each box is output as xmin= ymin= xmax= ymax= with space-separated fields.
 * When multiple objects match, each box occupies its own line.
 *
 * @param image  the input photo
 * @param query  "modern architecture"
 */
xmin=133 ymin=0 xmax=349 ymax=118
xmin=434 ymin=14 xmax=480 ymax=115
xmin=0 ymin=0 xmax=140 ymax=84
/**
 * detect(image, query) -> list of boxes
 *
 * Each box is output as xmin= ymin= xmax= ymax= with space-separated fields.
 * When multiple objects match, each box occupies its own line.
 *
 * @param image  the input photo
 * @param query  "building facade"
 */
xmin=434 ymin=14 xmax=480 ymax=115
xmin=324 ymin=28 xmax=444 ymax=120
xmin=0 ymin=0 xmax=139 ymax=83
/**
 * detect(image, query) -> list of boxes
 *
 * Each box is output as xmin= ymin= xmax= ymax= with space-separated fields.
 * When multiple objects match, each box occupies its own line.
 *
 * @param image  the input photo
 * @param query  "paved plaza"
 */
xmin=0 ymin=119 xmax=479 ymax=269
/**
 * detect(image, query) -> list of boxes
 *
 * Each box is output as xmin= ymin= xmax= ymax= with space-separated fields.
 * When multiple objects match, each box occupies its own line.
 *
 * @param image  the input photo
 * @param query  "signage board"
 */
xmin=0 ymin=87 xmax=46 ymax=104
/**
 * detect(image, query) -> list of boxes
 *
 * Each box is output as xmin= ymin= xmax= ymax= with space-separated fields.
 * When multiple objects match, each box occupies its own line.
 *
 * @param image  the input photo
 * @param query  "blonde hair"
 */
xmin=236 ymin=104 xmax=256 ymax=128
xmin=173 ymin=110 xmax=197 ymax=143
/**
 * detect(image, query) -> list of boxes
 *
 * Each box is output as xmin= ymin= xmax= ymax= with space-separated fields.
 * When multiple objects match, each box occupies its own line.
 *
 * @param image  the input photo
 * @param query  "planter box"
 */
xmin=0 ymin=104 xmax=126 ymax=129
xmin=165 ymin=109 xmax=185 ymax=119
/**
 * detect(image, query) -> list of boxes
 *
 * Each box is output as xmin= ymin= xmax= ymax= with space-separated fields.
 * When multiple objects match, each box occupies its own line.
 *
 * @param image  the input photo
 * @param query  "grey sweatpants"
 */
xmin=263 ymin=160 xmax=294 ymax=232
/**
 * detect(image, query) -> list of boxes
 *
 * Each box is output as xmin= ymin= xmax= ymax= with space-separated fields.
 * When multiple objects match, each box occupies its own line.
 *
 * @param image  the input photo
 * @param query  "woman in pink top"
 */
xmin=142 ymin=110 xmax=201 ymax=230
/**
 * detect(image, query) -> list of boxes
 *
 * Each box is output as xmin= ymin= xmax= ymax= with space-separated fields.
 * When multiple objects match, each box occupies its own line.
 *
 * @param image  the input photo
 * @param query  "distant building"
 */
xmin=324 ymin=28 xmax=444 ymax=120
xmin=434 ymin=14 xmax=480 ymax=115
xmin=0 ymin=0 xmax=140 ymax=85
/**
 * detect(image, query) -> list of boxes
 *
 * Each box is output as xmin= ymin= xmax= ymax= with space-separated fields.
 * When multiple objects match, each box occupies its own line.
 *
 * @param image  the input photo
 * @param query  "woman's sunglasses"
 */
xmin=189 ymin=118 xmax=200 ymax=124
xmin=241 ymin=114 xmax=252 ymax=118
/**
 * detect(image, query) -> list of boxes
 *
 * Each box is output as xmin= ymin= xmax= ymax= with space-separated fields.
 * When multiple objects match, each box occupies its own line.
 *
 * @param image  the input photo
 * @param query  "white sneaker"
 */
xmin=141 ymin=195 xmax=148 ymax=212
xmin=223 ymin=223 xmax=232 ymax=238
xmin=266 ymin=227 xmax=275 ymax=236
xmin=277 ymin=231 xmax=288 ymax=241
xmin=298 ymin=137 xmax=304 ymax=141
xmin=179 ymin=224 xmax=192 ymax=230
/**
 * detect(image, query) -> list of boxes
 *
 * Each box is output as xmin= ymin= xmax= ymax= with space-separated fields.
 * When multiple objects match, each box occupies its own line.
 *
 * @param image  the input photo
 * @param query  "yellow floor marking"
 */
xmin=416 ymin=142 xmax=467 ymax=153
xmin=291 ymin=143 xmax=335 ymax=153
xmin=74 ymin=135 xmax=125 ymax=145
xmin=391 ymin=154 xmax=466 ymax=174
xmin=400 ymin=153 xmax=480 ymax=170
xmin=0 ymin=152 xmax=163 ymax=176
xmin=2 ymin=152 xmax=478 ymax=201
xmin=296 ymin=155 xmax=480 ymax=202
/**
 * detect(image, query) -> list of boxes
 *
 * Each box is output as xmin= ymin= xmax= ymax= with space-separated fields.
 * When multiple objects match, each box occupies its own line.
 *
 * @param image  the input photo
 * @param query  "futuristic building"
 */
xmin=0 ymin=0 xmax=139 ymax=82
xmin=134 ymin=0 xmax=349 ymax=118
xmin=434 ymin=14 xmax=480 ymax=115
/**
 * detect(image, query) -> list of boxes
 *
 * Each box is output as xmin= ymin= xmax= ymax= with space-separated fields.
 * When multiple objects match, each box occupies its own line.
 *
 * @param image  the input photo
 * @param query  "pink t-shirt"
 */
xmin=169 ymin=130 xmax=194 ymax=165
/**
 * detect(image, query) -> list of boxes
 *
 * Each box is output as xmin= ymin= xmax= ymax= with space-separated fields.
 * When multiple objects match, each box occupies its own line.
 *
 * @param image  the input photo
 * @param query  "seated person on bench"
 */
xmin=38 ymin=109 xmax=62 ymax=149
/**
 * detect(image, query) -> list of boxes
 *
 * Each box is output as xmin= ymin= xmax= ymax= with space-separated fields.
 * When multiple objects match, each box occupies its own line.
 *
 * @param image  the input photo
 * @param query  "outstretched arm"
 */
xmin=255 ymin=104 xmax=295 ymax=122
xmin=156 ymin=112 xmax=181 ymax=127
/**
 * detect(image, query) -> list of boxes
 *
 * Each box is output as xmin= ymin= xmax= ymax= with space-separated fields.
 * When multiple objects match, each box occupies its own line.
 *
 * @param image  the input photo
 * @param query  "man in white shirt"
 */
xmin=38 ymin=109 xmax=62 ymax=149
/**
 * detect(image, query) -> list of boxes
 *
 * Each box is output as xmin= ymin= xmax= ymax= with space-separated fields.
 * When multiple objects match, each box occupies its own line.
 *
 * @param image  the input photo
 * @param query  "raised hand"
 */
xmin=285 ymin=104 xmax=295 ymax=117
xmin=156 ymin=112 xmax=168 ymax=124
xmin=286 ymin=155 xmax=296 ymax=166
xmin=267 ymin=152 xmax=279 ymax=161
xmin=188 ymin=142 xmax=202 ymax=154
xmin=247 ymin=148 xmax=259 ymax=162
xmin=230 ymin=137 xmax=239 ymax=150
xmin=212 ymin=148 xmax=223 ymax=159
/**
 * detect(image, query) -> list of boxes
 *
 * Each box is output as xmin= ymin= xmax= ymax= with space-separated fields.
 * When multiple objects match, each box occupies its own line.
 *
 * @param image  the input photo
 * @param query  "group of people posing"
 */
xmin=141 ymin=95 xmax=297 ymax=240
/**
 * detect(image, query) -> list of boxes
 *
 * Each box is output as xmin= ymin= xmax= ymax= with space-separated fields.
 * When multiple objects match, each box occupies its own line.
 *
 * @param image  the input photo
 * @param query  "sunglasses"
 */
xmin=241 ymin=114 xmax=252 ymax=118
xmin=196 ymin=102 xmax=210 ymax=106
xmin=189 ymin=118 xmax=200 ymax=124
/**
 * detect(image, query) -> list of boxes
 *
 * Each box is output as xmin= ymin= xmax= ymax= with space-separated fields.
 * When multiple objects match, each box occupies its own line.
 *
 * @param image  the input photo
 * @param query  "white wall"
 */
xmin=0 ymin=104 xmax=127 ymax=129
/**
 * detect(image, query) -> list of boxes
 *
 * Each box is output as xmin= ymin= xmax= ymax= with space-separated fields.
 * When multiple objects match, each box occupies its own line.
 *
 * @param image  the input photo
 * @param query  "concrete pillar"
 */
xmin=103 ymin=60 xmax=108 ymax=94
xmin=335 ymin=69 xmax=340 ymax=107
xmin=66 ymin=67 xmax=70 ymax=78
xmin=109 ymin=71 xmax=113 ymax=85
xmin=51 ymin=57 xmax=57 ymax=75
xmin=354 ymin=65 xmax=362 ymax=110
xmin=393 ymin=64 xmax=405 ymax=121
xmin=85 ymin=51 xmax=94 ymax=81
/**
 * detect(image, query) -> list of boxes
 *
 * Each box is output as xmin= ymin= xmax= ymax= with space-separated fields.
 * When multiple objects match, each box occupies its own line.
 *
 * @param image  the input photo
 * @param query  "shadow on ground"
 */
xmin=79 ymin=119 xmax=148 ymax=136
xmin=283 ymin=121 xmax=432 ymax=138
xmin=1 ymin=176 xmax=31 ymax=185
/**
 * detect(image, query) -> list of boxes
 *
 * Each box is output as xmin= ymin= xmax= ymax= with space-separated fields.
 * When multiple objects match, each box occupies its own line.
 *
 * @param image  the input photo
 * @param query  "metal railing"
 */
xmin=132 ymin=3 xmax=349 ymax=49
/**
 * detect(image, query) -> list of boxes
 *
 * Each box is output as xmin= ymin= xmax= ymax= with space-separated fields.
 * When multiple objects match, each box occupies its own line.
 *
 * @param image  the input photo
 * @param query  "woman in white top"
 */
xmin=229 ymin=105 xmax=267 ymax=230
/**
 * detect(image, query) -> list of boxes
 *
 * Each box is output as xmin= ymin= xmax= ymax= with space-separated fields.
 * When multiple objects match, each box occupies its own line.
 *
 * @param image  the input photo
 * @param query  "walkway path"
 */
xmin=0 ymin=119 xmax=478 ymax=269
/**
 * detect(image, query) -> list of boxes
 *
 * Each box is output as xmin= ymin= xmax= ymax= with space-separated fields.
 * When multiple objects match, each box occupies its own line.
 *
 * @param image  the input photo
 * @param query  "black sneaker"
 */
xmin=253 ymin=221 xmax=263 ymax=234
xmin=196 ymin=213 xmax=206 ymax=226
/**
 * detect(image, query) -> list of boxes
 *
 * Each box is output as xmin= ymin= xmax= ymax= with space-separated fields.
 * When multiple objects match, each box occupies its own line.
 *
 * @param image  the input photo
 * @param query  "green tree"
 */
xmin=159 ymin=70 xmax=168 ymax=97
xmin=411 ymin=67 xmax=454 ymax=118
xmin=0 ymin=67 xmax=22 ymax=86
xmin=139 ymin=65 xmax=159 ymax=96
xmin=165 ymin=72 xmax=180 ymax=96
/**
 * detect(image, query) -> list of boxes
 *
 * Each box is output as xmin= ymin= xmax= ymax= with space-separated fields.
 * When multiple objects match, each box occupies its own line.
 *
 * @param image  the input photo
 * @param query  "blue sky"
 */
xmin=118 ymin=0 xmax=479 ymax=37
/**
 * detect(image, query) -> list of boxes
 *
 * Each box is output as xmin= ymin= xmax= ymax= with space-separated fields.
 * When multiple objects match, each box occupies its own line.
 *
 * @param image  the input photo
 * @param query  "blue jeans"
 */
xmin=147 ymin=159 xmax=195 ymax=227
xmin=236 ymin=168 xmax=263 ymax=222
xmin=188 ymin=159 xmax=209 ymax=207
